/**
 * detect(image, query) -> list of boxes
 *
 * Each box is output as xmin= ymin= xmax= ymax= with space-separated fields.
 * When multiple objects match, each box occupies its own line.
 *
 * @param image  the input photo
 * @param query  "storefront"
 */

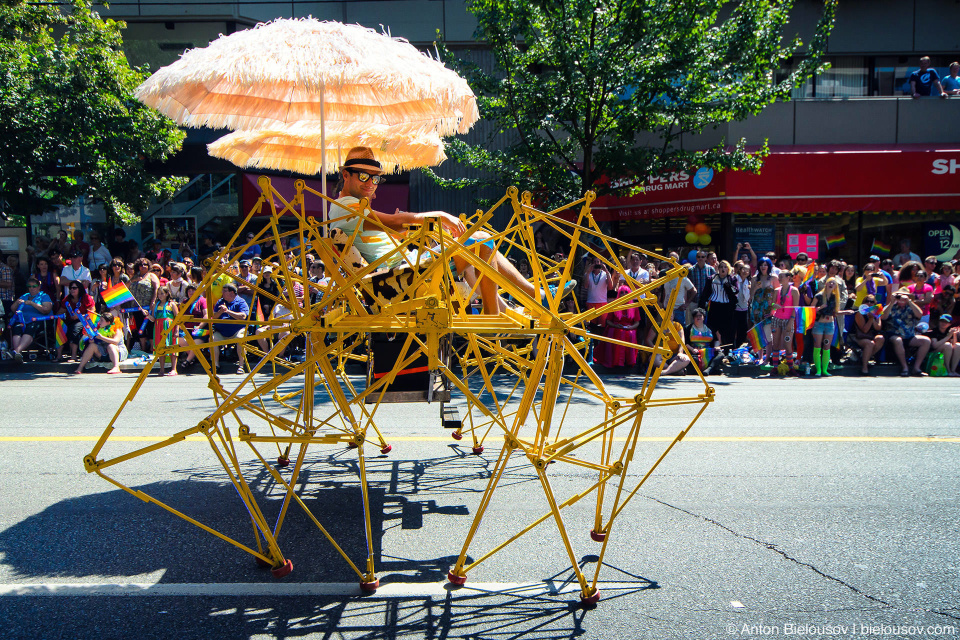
xmin=591 ymin=145 xmax=960 ymax=266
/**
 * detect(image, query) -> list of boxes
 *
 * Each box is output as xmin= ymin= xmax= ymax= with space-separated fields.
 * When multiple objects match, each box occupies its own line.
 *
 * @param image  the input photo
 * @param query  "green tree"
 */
xmin=432 ymin=0 xmax=836 ymax=209
xmin=0 ymin=0 xmax=185 ymax=226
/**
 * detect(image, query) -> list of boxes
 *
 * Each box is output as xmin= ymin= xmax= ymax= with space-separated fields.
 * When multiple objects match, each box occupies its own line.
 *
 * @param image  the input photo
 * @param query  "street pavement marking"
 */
xmin=0 ymin=581 xmax=640 ymax=598
xmin=1 ymin=436 xmax=958 ymax=443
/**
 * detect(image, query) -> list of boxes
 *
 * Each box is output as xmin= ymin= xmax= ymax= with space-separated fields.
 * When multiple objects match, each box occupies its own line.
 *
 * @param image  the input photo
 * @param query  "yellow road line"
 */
xmin=1 ymin=436 xmax=958 ymax=443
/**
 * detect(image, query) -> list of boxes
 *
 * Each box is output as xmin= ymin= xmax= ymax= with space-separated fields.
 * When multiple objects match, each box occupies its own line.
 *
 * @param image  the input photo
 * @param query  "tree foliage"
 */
xmin=0 ymin=0 xmax=185 ymax=225
xmin=431 ymin=0 xmax=837 ymax=209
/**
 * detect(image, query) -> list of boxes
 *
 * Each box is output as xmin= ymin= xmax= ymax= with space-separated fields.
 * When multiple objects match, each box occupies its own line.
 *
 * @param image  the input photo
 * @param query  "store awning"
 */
xmin=240 ymin=173 xmax=409 ymax=219
xmin=589 ymin=145 xmax=960 ymax=221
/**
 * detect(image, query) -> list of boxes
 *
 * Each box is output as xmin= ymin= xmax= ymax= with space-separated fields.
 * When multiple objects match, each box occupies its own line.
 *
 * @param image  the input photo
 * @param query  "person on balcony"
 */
xmin=909 ymin=56 xmax=947 ymax=98
xmin=943 ymin=62 xmax=960 ymax=95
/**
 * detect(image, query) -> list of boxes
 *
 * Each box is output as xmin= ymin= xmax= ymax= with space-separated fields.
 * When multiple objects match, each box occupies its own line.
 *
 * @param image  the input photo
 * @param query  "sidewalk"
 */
xmin=0 ymin=355 xmax=926 ymax=378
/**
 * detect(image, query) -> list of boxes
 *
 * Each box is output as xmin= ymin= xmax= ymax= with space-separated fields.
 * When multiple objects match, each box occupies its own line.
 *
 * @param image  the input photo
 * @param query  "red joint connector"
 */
xmin=581 ymin=587 xmax=601 ymax=606
xmin=271 ymin=559 xmax=293 ymax=578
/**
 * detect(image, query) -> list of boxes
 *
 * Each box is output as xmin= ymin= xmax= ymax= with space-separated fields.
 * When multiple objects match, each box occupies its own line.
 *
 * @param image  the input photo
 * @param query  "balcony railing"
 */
xmin=668 ymin=97 xmax=960 ymax=150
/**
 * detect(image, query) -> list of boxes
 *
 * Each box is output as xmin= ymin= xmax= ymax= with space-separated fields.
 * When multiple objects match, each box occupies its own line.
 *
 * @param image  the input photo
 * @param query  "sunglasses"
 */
xmin=344 ymin=168 xmax=385 ymax=184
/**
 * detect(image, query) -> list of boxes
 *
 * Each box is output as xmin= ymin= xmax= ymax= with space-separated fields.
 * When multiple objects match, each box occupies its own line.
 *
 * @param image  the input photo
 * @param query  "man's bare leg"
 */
xmin=452 ymin=255 xmax=499 ymax=315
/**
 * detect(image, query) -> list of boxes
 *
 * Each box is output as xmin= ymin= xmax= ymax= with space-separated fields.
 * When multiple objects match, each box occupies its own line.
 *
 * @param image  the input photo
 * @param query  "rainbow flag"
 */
xmin=859 ymin=304 xmax=882 ymax=317
xmin=697 ymin=347 xmax=719 ymax=363
xmin=795 ymin=307 xmax=817 ymax=333
xmin=825 ymin=234 xmax=846 ymax=249
xmin=55 ymin=319 xmax=67 ymax=347
xmin=101 ymin=282 xmax=136 ymax=309
xmin=746 ymin=323 xmax=768 ymax=353
xmin=871 ymin=239 xmax=891 ymax=256
xmin=793 ymin=262 xmax=817 ymax=288
xmin=831 ymin=319 xmax=843 ymax=348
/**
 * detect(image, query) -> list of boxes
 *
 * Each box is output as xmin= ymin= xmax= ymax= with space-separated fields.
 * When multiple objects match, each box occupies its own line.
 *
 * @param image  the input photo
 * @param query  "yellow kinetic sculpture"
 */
xmin=83 ymin=176 xmax=714 ymax=604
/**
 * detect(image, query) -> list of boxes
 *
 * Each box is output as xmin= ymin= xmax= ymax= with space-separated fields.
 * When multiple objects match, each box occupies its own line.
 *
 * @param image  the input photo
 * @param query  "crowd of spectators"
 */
xmin=558 ymin=239 xmax=960 ymax=378
xmin=0 ymin=227 xmax=328 ymax=376
xmin=3 ymin=224 xmax=960 ymax=379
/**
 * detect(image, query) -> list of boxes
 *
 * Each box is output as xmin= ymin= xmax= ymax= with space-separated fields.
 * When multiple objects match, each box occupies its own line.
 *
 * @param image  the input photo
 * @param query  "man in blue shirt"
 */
xmin=240 ymin=232 xmax=261 ymax=261
xmin=210 ymin=282 xmax=249 ymax=373
xmin=876 ymin=257 xmax=894 ymax=305
xmin=688 ymin=251 xmax=716 ymax=300
xmin=10 ymin=277 xmax=53 ymax=362
xmin=910 ymin=56 xmax=947 ymax=98
xmin=943 ymin=61 xmax=960 ymax=95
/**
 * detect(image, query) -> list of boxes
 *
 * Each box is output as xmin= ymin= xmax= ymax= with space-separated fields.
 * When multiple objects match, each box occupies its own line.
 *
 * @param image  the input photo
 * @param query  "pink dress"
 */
xmin=595 ymin=300 xmax=640 ymax=368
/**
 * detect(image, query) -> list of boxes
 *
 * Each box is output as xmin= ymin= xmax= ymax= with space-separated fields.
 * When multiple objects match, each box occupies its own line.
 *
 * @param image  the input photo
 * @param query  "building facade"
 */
xmin=76 ymin=1 xmax=960 ymax=264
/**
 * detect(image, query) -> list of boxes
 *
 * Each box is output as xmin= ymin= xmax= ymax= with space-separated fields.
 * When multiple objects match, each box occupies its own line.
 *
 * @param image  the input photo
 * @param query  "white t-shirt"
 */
xmin=88 ymin=245 xmax=112 ymax=270
xmin=662 ymin=277 xmax=694 ymax=310
xmin=61 ymin=264 xmax=91 ymax=285
xmin=735 ymin=275 xmax=751 ymax=310
xmin=585 ymin=270 xmax=610 ymax=304
xmin=893 ymin=251 xmax=920 ymax=268
xmin=626 ymin=268 xmax=650 ymax=284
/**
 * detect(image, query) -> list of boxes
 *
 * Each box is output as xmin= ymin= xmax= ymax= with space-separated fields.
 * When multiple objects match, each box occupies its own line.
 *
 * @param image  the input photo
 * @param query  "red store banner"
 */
xmin=588 ymin=145 xmax=960 ymax=221
xmin=590 ymin=167 xmax=726 ymax=221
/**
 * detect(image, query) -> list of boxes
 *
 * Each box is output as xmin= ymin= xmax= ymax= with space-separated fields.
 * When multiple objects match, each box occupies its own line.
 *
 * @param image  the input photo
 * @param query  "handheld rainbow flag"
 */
xmin=101 ymin=282 xmax=137 ymax=309
xmin=871 ymin=239 xmax=891 ymax=256
xmin=55 ymin=319 xmax=67 ymax=347
xmin=746 ymin=323 xmax=768 ymax=353
xmin=859 ymin=304 xmax=882 ymax=317
xmin=825 ymin=234 xmax=846 ymax=249
xmin=795 ymin=307 xmax=817 ymax=332
xmin=831 ymin=319 xmax=843 ymax=348
xmin=699 ymin=347 xmax=719 ymax=362
xmin=793 ymin=262 xmax=817 ymax=288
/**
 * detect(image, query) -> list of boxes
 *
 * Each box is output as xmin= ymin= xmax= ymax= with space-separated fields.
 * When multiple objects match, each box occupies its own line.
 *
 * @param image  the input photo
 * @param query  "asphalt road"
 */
xmin=0 ymin=368 xmax=958 ymax=639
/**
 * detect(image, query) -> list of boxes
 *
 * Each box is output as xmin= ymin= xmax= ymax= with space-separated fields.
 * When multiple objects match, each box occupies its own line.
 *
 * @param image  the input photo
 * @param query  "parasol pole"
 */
xmin=320 ymin=81 xmax=328 ymax=231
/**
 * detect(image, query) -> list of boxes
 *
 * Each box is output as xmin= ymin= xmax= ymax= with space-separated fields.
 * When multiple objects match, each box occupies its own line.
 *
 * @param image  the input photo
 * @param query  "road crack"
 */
xmin=648 ymin=496 xmax=894 ymax=605
xmin=650 ymin=497 xmax=960 ymax=623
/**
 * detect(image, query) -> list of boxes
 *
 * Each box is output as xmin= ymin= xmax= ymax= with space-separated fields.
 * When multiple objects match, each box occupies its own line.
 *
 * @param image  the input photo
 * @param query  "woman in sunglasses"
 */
xmin=58 ymin=279 xmax=96 ymax=361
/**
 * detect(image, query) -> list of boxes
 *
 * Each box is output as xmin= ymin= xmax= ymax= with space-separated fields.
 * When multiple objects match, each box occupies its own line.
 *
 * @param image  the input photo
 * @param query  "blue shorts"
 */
xmin=811 ymin=321 xmax=835 ymax=336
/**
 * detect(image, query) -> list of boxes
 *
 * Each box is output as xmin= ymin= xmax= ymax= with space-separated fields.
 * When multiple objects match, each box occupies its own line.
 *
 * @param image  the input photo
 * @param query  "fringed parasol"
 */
xmin=135 ymin=18 xmax=479 ymax=136
xmin=207 ymin=123 xmax=447 ymax=175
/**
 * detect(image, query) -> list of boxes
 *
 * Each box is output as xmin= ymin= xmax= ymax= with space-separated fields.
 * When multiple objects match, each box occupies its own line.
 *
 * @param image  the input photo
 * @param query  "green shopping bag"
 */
xmin=925 ymin=351 xmax=947 ymax=377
